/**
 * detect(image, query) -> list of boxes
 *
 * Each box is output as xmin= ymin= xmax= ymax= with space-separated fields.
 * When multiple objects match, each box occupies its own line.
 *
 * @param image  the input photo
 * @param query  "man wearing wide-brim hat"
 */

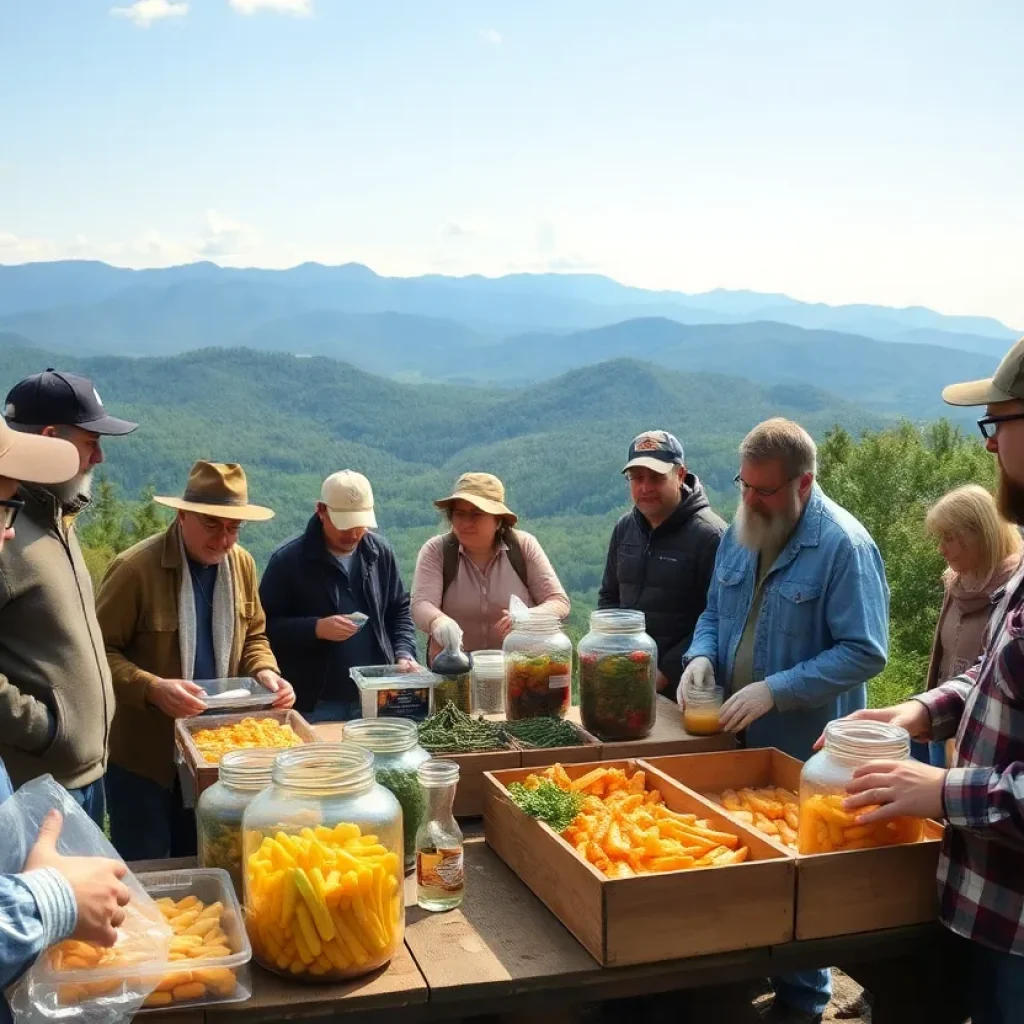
xmin=96 ymin=461 xmax=295 ymax=862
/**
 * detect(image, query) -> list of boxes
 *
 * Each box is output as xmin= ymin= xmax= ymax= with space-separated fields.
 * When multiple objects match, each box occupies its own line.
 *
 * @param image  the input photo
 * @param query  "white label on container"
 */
xmin=549 ymin=673 xmax=571 ymax=689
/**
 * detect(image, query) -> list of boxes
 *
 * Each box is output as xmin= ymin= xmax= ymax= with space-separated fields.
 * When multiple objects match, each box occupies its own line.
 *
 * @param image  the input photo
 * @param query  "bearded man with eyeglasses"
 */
xmin=679 ymin=418 xmax=890 ymax=1024
xmin=95 ymin=461 xmax=294 ymax=861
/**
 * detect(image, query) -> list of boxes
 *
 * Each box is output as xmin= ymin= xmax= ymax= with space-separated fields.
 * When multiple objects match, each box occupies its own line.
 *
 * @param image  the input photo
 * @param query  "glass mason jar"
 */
xmin=798 ymin=720 xmax=926 ymax=855
xmin=242 ymin=744 xmax=404 ymax=981
xmin=343 ymin=718 xmax=430 ymax=872
xmin=683 ymin=684 xmax=724 ymax=736
xmin=578 ymin=610 xmax=657 ymax=740
xmin=503 ymin=612 xmax=573 ymax=720
xmin=197 ymin=748 xmax=276 ymax=896
xmin=430 ymin=646 xmax=473 ymax=714
xmin=470 ymin=650 xmax=505 ymax=716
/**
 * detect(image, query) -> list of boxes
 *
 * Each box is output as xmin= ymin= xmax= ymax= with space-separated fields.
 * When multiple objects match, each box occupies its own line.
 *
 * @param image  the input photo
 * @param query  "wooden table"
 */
xmin=139 ymin=838 xmax=942 ymax=1023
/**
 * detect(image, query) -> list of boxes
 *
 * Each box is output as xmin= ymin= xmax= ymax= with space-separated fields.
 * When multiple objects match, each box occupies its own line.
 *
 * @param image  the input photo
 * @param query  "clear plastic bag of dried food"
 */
xmin=2 ymin=776 xmax=172 ymax=1024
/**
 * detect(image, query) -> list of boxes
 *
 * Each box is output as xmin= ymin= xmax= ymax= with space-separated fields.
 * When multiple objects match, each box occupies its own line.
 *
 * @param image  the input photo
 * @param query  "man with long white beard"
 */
xmin=679 ymin=417 xmax=889 ymax=1024
xmin=0 ymin=370 xmax=138 ymax=826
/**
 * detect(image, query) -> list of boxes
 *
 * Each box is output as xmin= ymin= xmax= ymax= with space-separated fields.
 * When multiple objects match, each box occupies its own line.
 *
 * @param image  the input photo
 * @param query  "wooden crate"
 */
xmin=483 ymin=759 xmax=795 ymax=966
xmin=437 ymin=748 xmax=522 ymax=817
xmin=175 ymin=709 xmax=318 ymax=798
xmin=641 ymin=750 xmax=943 ymax=939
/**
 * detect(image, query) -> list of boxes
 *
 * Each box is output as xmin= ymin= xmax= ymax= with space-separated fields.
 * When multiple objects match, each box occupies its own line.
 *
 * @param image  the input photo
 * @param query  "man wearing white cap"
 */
xmin=261 ymin=471 xmax=419 ymax=722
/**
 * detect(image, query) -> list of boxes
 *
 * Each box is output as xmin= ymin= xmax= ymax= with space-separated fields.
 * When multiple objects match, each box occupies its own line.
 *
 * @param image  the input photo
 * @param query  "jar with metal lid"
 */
xmin=197 ymin=747 xmax=276 ymax=896
xmin=343 ymin=718 xmax=430 ymax=871
xmin=503 ymin=611 xmax=573 ymax=720
xmin=797 ymin=720 xmax=926 ymax=855
xmin=242 ymin=744 xmax=404 ymax=981
xmin=578 ymin=610 xmax=657 ymax=740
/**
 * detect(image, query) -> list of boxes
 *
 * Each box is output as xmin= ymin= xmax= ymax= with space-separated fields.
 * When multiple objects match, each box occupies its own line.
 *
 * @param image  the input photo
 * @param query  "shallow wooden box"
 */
xmin=175 ymin=709 xmax=318 ymax=798
xmin=642 ymin=749 xmax=943 ymax=940
xmin=511 ymin=720 xmax=604 ymax=769
xmin=441 ymin=748 xmax=523 ymax=818
xmin=482 ymin=759 xmax=795 ymax=967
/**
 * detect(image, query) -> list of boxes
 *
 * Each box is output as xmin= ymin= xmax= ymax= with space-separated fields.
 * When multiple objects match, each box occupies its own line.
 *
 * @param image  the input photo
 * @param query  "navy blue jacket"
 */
xmin=259 ymin=517 xmax=417 ymax=711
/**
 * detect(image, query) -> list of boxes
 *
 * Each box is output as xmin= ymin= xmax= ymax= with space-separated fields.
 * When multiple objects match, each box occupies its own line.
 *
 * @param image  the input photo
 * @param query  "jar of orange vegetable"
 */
xmin=242 ymin=744 xmax=404 ymax=981
xmin=797 ymin=720 xmax=925 ymax=855
xmin=503 ymin=611 xmax=573 ymax=720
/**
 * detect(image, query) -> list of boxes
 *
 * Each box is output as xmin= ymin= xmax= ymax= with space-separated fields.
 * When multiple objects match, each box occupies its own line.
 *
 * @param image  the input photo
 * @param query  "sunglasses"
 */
xmin=0 ymin=498 xmax=24 ymax=531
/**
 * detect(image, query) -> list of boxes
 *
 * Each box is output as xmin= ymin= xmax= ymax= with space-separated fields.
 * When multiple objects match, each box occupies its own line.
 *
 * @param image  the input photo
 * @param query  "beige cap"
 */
xmin=0 ymin=418 xmax=79 ymax=485
xmin=434 ymin=472 xmax=517 ymax=525
xmin=944 ymin=335 xmax=1024 ymax=407
xmin=321 ymin=470 xmax=377 ymax=530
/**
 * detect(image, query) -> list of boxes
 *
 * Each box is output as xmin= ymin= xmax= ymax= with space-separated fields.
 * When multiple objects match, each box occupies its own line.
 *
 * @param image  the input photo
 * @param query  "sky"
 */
xmin=2 ymin=0 xmax=1023 ymax=328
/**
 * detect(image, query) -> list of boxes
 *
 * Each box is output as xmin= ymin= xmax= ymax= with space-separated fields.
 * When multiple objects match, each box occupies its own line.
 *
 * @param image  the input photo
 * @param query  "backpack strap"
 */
xmin=440 ymin=528 xmax=529 ymax=598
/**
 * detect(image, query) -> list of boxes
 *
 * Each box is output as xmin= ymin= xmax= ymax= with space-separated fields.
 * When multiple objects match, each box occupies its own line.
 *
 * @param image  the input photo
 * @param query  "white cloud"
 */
xmin=228 ymin=0 xmax=312 ymax=15
xmin=0 ymin=231 xmax=55 ymax=260
xmin=110 ymin=0 xmax=189 ymax=28
xmin=480 ymin=28 xmax=502 ymax=45
xmin=197 ymin=209 xmax=264 ymax=256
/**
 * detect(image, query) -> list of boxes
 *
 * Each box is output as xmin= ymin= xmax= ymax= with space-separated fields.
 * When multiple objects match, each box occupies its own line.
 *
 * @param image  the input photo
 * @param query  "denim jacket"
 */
xmin=0 ymin=762 xmax=77 ymax=1022
xmin=685 ymin=485 xmax=889 ymax=760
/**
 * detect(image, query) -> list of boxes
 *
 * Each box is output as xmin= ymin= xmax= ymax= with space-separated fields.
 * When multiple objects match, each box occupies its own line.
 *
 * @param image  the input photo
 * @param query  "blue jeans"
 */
xmin=304 ymin=700 xmax=362 ymax=724
xmin=66 ymin=778 xmax=106 ymax=830
xmin=106 ymin=763 xmax=196 ymax=862
xmin=773 ymin=968 xmax=832 ymax=1016
xmin=911 ymin=739 xmax=947 ymax=767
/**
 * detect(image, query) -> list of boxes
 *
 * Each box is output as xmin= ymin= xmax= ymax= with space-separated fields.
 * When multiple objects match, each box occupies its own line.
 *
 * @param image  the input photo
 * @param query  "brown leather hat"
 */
xmin=154 ymin=461 xmax=274 ymax=522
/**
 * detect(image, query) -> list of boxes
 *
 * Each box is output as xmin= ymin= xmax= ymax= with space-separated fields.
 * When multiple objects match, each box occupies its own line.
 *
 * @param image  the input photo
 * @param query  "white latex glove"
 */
xmin=718 ymin=681 xmax=774 ymax=733
xmin=430 ymin=615 xmax=464 ymax=652
xmin=676 ymin=656 xmax=715 ymax=710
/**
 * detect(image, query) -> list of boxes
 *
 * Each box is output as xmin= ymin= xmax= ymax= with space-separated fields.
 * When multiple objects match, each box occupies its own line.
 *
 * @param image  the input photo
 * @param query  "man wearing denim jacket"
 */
xmin=680 ymin=418 xmax=889 ymax=1024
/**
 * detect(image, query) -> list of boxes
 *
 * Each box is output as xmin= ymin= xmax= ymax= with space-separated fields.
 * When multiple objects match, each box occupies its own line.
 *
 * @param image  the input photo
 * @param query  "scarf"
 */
xmin=177 ymin=530 xmax=236 ymax=681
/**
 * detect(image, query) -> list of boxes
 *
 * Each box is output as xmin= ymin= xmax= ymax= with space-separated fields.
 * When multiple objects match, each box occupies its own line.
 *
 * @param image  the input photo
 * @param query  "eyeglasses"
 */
xmin=733 ymin=474 xmax=797 ymax=499
xmin=451 ymin=509 xmax=489 ymax=522
xmin=195 ymin=513 xmax=245 ymax=538
xmin=977 ymin=413 xmax=1024 ymax=440
xmin=0 ymin=498 xmax=23 ymax=530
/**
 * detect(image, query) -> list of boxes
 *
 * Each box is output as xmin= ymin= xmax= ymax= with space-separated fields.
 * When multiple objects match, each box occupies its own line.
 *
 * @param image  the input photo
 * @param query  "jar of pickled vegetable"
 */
xmin=578 ymin=610 xmax=657 ymax=740
xmin=503 ymin=611 xmax=573 ymax=720
xmin=682 ymin=684 xmax=724 ymax=736
xmin=242 ymin=743 xmax=404 ymax=981
xmin=197 ymin=747 xmax=276 ymax=896
xmin=342 ymin=718 xmax=430 ymax=872
xmin=797 ymin=720 xmax=926 ymax=855
xmin=430 ymin=645 xmax=473 ymax=714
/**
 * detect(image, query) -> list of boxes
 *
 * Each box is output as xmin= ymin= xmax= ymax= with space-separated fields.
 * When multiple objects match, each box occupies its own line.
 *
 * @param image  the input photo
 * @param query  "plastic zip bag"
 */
xmin=3 ymin=776 xmax=172 ymax=1024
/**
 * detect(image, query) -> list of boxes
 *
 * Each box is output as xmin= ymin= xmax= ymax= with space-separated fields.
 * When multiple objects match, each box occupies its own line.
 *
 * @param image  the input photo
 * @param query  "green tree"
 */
xmin=78 ymin=478 xmax=168 ymax=584
xmin=818 ymin=420 xmax=997 ymax=706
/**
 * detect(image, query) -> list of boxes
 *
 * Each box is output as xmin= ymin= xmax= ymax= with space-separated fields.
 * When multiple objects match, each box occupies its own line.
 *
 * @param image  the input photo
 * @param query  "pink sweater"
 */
xmin=411 ymin=531 xmax=571 ymax=657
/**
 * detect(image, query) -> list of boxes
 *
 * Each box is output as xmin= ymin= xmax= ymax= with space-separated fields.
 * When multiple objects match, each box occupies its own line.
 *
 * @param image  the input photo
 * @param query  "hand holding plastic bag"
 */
xmin=430 ymin=615 xmax=464 ymax=653
xmin=4 ymin=776 xmax=172 ymax=1024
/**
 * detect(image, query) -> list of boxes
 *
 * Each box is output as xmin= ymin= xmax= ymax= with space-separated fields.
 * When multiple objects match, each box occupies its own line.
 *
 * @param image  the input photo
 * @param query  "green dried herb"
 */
xmin=375 ymin=766 xmax=427 ymax=863
xmin=417 ymin=701 xmax=510 ymax=753
xmin=504 ymin=716 xmax=585 ymax=748
xmin=507 ymin=779 xmax=584 ymax=832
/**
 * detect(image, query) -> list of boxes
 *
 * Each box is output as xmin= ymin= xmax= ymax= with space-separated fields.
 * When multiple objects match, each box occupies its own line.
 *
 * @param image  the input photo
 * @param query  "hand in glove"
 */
xmin=676 ymin=656 xmax=715 ymax=710
xmin=430 ymin=615 xmax=464 ymax=652
xmin=718 ymin=681 xmax=774 ymax=733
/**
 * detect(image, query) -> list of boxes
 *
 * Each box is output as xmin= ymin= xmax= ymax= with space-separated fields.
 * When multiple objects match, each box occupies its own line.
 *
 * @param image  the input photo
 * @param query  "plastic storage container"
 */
xmin=195 ymin=676 xmax=276 ymax=712
xmin=197 ymin=748 xmax=276 ymax=895
xmin=683 ymin=684 xmax=724 ymax=736
xmin=350 ymin=664 xmax=440 ymax=722
xmin=430 ymin=646 xmax=474 ymax=714
xmin=470 ymin=650 xmax=505 ymax=715
xmin=242 ymin=744 xmax=404 ymax=981
xmin=343 ymin=718 xmax=431 ymax=871
xmin=798 ymin=720 xmax=926 ymax=854
xmin=578 ymin=610 xmax=657 ymax=740
xmin=503 ymin=611 xmax=573 ymax=720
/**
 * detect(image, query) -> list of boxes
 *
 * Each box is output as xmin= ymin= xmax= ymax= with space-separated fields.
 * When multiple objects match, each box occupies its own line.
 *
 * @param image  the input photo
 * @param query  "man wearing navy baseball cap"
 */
xmin=0 ymin=369 xmax=137 ymax=827
xmin=598 ymin=430 xmax=726 ymax=700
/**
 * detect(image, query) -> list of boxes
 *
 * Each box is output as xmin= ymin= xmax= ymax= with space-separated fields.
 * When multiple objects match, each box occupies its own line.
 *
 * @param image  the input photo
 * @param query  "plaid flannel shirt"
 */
xmin=914 ymin=560 xmax=1024 ymax=955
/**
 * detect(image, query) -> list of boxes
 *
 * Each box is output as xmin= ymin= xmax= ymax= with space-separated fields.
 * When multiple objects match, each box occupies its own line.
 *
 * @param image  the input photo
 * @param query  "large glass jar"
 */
xmin=798 ymin=720 xmax=926 ymax=855
xmin=503 ymin=611 xmax=573 ymax=720
xmin=197 ymin=747 xmax=276 ymax=896
xmin=578 ymin=610 xmax=657 ymax=740
xmin=242 ymin=744 xmax=404 ymax=981
xmin=342 ymin=718 xmax=430 ymax=872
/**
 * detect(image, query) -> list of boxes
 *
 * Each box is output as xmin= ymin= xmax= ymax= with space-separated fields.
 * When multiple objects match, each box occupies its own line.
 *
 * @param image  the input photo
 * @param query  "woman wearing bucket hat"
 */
xmin=411 ymin=472 xmax=570 ymax=661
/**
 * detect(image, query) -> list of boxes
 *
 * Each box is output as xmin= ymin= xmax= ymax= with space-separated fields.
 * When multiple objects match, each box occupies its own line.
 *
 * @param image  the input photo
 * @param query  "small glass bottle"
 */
xmin=415 ymin=759 xmax=464 ymax=912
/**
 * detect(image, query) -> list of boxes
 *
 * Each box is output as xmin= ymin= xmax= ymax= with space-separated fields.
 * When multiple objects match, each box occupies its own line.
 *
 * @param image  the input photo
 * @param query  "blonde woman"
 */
xmin=921 ymin=484 xmax=1022 ymax=764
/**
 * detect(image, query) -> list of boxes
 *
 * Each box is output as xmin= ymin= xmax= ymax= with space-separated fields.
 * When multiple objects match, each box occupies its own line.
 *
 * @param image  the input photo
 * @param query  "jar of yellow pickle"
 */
xmin=682 ymin=684 xmax=723 ymax=736
xmin=197 ymin=747 xmax=276 ymax=896
xmin=242 ymin=743 xmax=404 ymax=981
xmin=797 ymin=720 xmax=925 ymax=854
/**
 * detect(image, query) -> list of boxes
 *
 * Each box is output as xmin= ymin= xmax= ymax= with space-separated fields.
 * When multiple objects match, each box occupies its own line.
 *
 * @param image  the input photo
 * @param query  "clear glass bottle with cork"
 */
xmin=415 ymin=759 xmax=464 ymax=911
